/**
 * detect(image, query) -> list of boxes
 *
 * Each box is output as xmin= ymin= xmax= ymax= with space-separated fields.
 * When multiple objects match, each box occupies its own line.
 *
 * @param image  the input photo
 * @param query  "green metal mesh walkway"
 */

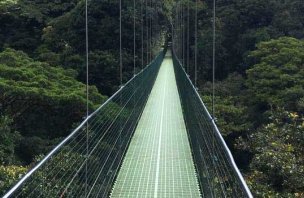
xmin=111 ymin=51 xmax=201 ymax=197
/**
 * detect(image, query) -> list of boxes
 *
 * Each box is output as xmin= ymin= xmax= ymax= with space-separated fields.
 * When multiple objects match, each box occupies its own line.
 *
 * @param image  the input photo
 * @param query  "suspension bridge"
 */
xmin=3 ymin=0 xmax=253 ymax=197
xmin=3 ymin=49 xmax=252 ymax=197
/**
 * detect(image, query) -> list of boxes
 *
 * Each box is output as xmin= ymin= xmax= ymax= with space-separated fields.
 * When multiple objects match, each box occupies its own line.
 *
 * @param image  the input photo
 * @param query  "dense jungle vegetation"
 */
xmin=0 ymin=0 xmax=303 ymax=197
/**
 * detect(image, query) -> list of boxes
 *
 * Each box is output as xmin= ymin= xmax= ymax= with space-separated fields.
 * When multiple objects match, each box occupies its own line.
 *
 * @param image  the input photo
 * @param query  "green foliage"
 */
xmin=0 ymin=0 xmax=78 ymax=53
xmin=192 ymin=0 xmax=304 ymax=81
xmin=0 ymin=116 xmax=20 ymax=165
xmin=201 ymin=37 xmax=304 ymax=196
xmin=0 ymin=48 xmax=104 ymax=116
xmin=0 ymin=48 xmax=105 ymax=163
xmin=246 ymin=37 xmax=304 ymax=112
xmin=1 ymin=0 xmax=303 ymax=196
xmin=201 ymin=73 xmax=250 ymax=136
xmin=0 ymin=165 xmax=27 ymax=195
xmin=248 ymin=110 xmax=304 ymax=197
xmin=37 ymin=0 xmax=166 ymax=94
xmin=239 ymin=37 xmax=304 ymax=196
xmin=82 ymin=51 xmax=120 ymax=95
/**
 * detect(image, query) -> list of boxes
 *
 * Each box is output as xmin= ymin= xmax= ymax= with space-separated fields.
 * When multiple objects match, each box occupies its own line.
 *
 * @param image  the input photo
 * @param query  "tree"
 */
xmin=0 ymin=48 xmax=105 ymax=162
xmin=247 ymin=110 xmax=304 ymax=197
xmin=243 ymin=37 xmax=304 ymax=196
xmin=0 ymin=116 xmax=19 ymax=165
xmin=246 ymin=37 xmax=304 ymax=115
xmin=0 ymin=0 xmax=78 ymax=54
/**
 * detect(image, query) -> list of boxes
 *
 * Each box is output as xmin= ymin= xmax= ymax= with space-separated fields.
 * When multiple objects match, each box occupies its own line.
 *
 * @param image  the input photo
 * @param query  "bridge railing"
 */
xmin=172 ymin=50 xmax=253 ymax=198
xmin=3 ymin=50 xmax=165 ymax=198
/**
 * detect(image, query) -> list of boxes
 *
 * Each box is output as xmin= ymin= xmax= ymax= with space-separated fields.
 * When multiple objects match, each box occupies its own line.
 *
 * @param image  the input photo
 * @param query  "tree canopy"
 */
xmin=0 ymin=48 xmax=105 ymax=163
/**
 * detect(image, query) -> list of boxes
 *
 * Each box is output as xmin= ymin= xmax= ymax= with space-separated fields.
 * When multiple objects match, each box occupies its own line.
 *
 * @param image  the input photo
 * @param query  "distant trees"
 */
xmin=0 ymin=0 xmax=78 ymax=54
xmin=39 ymin=0 xmax=166 ymax=95
xmin=191 ymin=0 xmax=304 ymax=82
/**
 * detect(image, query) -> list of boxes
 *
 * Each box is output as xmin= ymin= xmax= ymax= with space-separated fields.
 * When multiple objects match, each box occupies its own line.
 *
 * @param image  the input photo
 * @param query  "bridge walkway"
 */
xmin=111 ymin=51 xmax=201 ymax=197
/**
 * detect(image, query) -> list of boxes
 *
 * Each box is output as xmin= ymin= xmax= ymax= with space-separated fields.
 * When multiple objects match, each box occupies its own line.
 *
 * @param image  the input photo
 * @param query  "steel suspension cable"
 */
xmin=145 ymin=0 xmax=148 ymax=65
xmin=178 ymin=3 xmax=180 ymax=61
xmin=141 ymin=0 xmax=144 ymax=69
xmin=133 ymin=0 xmax=136 ymax=129
xmin=212 ymin=0 xmax=216 ymax=194
xmin=183 ymin=3 xmax=185 ymax=68
xmin=212 ymin=0 xmax=216 ymax=119
xmin=181 ymin=2 xmax=184 ymax=66
xmin=133 ymin=0 xmax=136 ymax=76
xmin=150 ymin=0 xmax=152 ymax=61
xmin=187 ymin=0 xmax=190 ymax=74
xmin=119 ymin=0 xmax=122 ymax=86
xmin=195 ymin=0 xmax=198 ymax=87
xmin=119 ymin=0 xmax=123 ymax=172
xmin=85 ymin=0 xmax=89 ymax=195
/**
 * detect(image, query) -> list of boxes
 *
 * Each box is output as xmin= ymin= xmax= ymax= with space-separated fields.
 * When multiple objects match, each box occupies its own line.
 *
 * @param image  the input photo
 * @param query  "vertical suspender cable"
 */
xmin=177 ymin=2 xmax=179 ymax=58
xmin=187 ymin=0 xmax=190 ymax=74
xmin=150 ymin=0 xmax=152 ymax=61
xmin=179 ymin=2 xmax=182 ymax=61
xmin=178 ymin=3 xmax=182 ymax=61
xmin=149 ymin=0 xmax=151 ymax=62
xmin=146 ymin=0 xmax=148 ymax=65
xmin=176 ymin=3 xmax=178 ymax=56
xmin=180 ymin=2 xmax=182 ymax=60
xmin=212 ymin=0 xmax=216 ymax=195
xmin=183 ymin=3 xmax=185 ymax=67
xmin=178 ymin=2 xmax=182 ymax=60
xmin=85 ymin=0 xmax=89 ymax=195
xmin=212 ymin=0 xmax=216 ymax=118
xmin=151 ymin=0 xmax=152 ymax=61
xmin=119 ymin=0 xmax=123 ymax=165
xmin=120 ymin=0 xmax=122 ymax=86
xmin=141 ymin=0 xmax=144 ymax=69
xmin=195 ymin=0 xmax=198 ymax=87
xmin=181 ymin=2 xmax=184 ymax=66
xmin=133 ymin=0 xmax=136 ymax=115
xmin=134 ymin=0 xmax=136 ymax=76
xmin=178 ymin=1 xmax=180 ymax=50
xmin=182 ymin=3 xmax=185 ymax=68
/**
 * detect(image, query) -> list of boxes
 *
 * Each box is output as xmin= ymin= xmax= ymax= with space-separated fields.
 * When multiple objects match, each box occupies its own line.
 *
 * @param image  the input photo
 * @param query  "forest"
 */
xmin=0 ymin=0 xmax=303 ymax=197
